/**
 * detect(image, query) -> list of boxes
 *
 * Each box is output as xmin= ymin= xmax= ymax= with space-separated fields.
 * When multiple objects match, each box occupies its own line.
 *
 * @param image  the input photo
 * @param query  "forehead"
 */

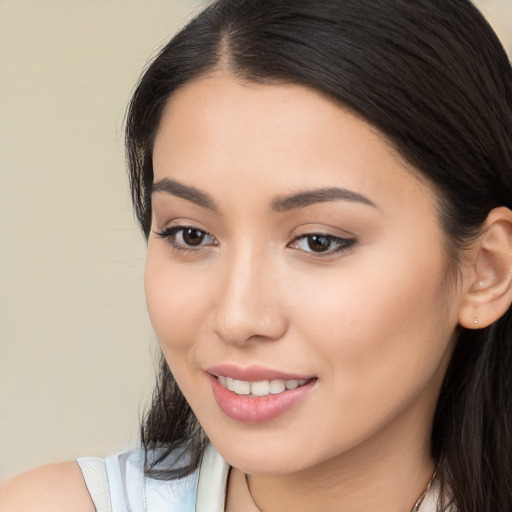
xmin=152 ymin=72 xmax=435 ymax=210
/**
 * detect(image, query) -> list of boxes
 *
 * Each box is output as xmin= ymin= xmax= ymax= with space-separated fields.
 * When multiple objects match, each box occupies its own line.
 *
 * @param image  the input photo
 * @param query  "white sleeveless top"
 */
xmin=78 ymin=444 xmax=445 ymax=511
xmin=78 ymin=443 xmax=229 ymax=512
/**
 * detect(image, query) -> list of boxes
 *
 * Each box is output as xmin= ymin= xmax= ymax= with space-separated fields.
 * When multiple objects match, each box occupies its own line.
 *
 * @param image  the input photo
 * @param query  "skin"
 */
xmin=145 ymin=72 xmax=465 ymax=511
xmin=0 ymin=462 xmax=94 ymax=511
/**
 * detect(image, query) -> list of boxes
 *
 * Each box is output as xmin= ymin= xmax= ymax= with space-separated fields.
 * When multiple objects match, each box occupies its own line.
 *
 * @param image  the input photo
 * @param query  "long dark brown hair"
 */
xmin=125 ymin=1 xmax=512 ymax=510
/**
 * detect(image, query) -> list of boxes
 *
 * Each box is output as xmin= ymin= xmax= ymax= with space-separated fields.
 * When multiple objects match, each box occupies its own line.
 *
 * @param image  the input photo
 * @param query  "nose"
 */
xmin=213 ymin=248 xmax=288 ymax=346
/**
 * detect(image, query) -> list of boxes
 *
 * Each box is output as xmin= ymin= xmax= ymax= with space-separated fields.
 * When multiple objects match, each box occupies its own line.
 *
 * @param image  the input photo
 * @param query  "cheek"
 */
xmin=280 ymin=251 xmax=457 ymax=453
xmin=144 ymin=246 xmax=210 ymax=357
xmin=288 ymin=238 xmax=457 ymax=391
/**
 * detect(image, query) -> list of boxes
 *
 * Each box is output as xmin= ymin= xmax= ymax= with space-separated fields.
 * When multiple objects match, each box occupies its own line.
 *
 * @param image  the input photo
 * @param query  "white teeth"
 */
xmin=218 ymin=376 xmax=309 ymax=396
xmin=269 ymin=380 xmax=286 ymax=394
xmin=251 ymin=380 xmax=270 ymax=396
xmin=285 ymin=379 xmax=299 ymax=390
xmin=233 ymin=379 xmax=251 ymax=395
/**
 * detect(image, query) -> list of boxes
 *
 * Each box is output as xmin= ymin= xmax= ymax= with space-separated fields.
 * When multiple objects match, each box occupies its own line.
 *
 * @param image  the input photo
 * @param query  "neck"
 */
xmin=226 ymin=408 xmax=438 ymax=512
xmin=247 ymin=450 xmax=435 ymax=512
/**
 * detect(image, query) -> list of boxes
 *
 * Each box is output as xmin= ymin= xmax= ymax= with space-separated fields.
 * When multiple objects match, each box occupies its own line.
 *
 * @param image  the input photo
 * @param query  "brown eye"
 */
xmin=289 ymin=233 xmax=356 ymax=256
xmin=307 ymin=235 xmax=332 ymax=252
xmin=182 ymin=228 xmax=207 ymax=246
xmin=154 ymin=226 xmax=217 ymax=251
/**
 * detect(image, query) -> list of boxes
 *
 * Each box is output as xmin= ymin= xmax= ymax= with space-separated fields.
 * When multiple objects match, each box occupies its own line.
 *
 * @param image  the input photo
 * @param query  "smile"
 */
xmin=210 ymin=373 xmax=317 ymax=423
xmin=217 ymin=376 xmax=308 ymax=396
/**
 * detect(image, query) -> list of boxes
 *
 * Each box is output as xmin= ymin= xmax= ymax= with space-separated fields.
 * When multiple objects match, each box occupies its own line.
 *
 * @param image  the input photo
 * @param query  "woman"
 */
xmin=1 ymin=0 xmax=511 ymax=510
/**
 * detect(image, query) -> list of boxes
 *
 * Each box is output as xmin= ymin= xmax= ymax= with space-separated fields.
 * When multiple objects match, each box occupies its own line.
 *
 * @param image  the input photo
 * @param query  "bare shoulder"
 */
xmin=0 ymin=461 xmax=95 ymax=512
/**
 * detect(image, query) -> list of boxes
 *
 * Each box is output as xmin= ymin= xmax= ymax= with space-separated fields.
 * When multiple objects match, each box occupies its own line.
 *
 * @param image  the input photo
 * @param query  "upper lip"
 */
xmin=206 ymin=364 xmax=314 ymax=382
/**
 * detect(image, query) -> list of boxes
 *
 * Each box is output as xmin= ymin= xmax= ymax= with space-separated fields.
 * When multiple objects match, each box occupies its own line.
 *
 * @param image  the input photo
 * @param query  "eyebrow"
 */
xmin=271 ymin=187 xmax=377 ymax=211
xmin=152 ymin=178 xmax=217 ymax=210
xmin=152 ymin=178 xmax=376 ymax=212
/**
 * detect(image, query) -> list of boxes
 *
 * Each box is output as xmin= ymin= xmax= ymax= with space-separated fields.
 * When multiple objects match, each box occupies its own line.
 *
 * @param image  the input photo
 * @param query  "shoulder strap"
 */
xmin=77 ymin=457 xmax=113 ymax=512
xmin=195 ymin=443 xmax=230 ymax=512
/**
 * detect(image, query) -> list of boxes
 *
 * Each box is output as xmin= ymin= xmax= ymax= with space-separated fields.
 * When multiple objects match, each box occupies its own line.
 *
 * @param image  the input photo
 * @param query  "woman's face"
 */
xmin=146 ymin=73 xmax=462 ymax=475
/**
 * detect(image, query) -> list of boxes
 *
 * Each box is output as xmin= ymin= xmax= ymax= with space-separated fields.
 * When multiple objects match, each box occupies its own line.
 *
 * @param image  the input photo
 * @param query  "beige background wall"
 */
xmin=0 ymin=0 xmax=205 ymax=479
xmin=0 ymin=0 xmax=510 ymax=480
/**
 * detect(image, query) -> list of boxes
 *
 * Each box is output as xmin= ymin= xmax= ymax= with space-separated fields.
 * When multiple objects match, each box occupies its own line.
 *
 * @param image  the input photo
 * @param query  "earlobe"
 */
xmin=459 ymin=207 xmax=512 ymax=329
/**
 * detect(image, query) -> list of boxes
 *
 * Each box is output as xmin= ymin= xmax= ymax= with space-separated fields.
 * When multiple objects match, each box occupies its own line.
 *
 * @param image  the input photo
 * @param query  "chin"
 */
xmin=208 ymin=431 xmax=325 ymax=476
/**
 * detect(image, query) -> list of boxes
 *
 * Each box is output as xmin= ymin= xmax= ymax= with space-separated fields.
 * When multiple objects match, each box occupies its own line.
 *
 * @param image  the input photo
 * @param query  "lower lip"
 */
xmin=209 ymin=374 xmax=316 ymax=424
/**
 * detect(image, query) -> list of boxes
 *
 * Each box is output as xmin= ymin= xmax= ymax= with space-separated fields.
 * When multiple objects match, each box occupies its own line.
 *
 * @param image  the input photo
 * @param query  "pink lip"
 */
xmin=206 ymin=364 xmax=312 ymax=382
xmin=206 ymin=365 xmax=317 ymax=424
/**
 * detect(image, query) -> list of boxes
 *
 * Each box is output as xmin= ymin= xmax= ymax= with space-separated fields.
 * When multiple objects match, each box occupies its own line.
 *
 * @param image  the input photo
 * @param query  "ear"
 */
xmin=458 ymin=207 xmax=512 ymax=329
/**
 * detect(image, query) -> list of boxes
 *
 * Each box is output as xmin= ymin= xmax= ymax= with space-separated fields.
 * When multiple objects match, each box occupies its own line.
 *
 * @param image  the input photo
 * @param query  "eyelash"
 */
xmin=289 ymin=233 xmax=356 ymax=257
xmin=154 ymin=226 xmax=218 ymax=253
xmin=153 ymin=226 xmax=355 ymax=257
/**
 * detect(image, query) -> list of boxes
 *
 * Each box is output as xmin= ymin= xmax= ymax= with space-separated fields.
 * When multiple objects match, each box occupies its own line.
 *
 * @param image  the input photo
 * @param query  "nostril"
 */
xmin=213 ymin=300 xmax=288 ymax=346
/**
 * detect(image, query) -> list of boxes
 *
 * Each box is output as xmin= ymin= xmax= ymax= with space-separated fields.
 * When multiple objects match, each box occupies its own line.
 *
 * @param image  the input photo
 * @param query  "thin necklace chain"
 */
xmin=244 ymin=463 xmax=440 ymax=512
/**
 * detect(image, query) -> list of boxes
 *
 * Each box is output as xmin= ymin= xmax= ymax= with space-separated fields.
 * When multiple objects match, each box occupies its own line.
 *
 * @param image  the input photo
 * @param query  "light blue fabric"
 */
xmin=98 ymin=444 xmax=230 ymax=512
xmin=104 ymin=450 xmax=199 ymax=512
